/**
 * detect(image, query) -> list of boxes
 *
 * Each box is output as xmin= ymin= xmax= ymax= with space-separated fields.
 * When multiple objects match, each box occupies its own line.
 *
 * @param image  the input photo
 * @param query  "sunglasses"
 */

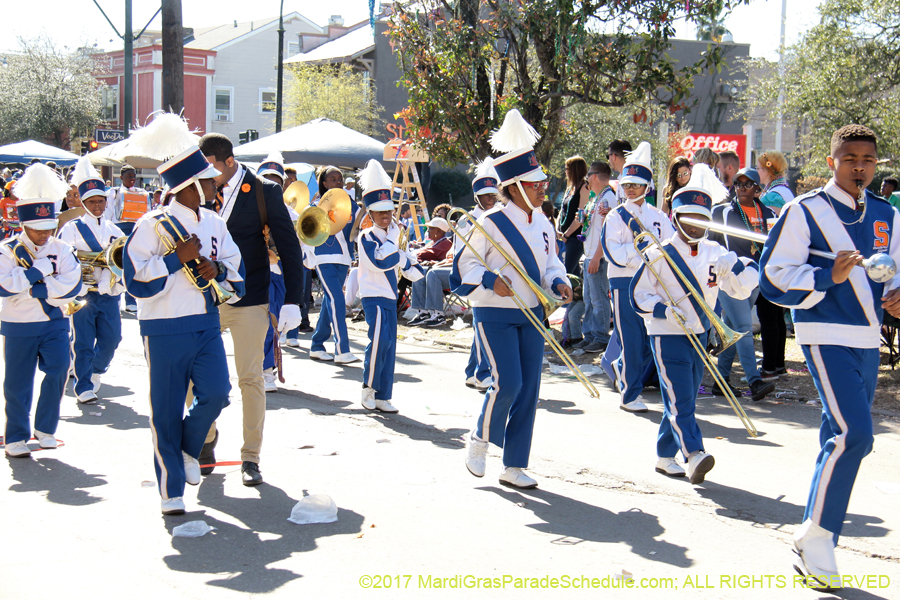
xmin=676 ymin=171 xmax=691 ymax=180
xmin=734 ymin=181 xmax=759 ymax=190
xmin=522 ymin=181 xmax=549 ymax=191
xmin=621 ymin=183 xmax=645 ymax=190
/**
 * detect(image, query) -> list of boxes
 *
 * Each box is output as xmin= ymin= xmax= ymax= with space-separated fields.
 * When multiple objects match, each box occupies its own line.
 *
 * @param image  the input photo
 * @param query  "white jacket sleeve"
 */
xmin=718 ymin=254 xmax=760 ymax=301
xmin=759 ymin=202 xmax=827 ymax=310
xmin=123 ymin=217 xmax=181 ymax=300
xmin=540 ymin=221 xmax=570 ymax=295
xmin=600 ymin=210 xmax=636 ymax=268
xmin=40 ymin=247 xmax=83 ymax=307
xmin=630 ymin=247 xmax=668 ymax=318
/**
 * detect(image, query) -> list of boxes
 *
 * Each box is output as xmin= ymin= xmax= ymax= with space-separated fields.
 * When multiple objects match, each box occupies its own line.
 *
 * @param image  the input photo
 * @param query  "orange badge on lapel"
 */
xmin=241 ymin=183 xmax=251 ymax=193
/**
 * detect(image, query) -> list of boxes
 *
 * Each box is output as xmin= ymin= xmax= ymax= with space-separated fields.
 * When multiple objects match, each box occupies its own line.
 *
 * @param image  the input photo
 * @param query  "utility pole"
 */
xmin=275 ymin=0 xmax=285 ymax=133
xmin=161 ymin=0 xmax=185 ymax=116
xmin=775 ymin=0 xmax=787 ymax=152
xmin=124 ymin=0 xmax=133 ymax=137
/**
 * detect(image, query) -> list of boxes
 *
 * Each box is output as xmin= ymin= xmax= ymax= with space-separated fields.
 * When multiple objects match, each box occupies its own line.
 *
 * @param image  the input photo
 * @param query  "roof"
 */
xmin=186 ymin=12 xmax=321 ymax=51
xmin=285 ymin=25 xmax=374 ymax=65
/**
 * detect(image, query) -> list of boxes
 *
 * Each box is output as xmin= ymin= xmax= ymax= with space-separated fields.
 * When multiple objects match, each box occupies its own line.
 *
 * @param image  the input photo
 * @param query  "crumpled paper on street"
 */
xmin=450 ymin=317 xmax=469 ymax=330
xmin=288 ymin=494 xmax=338 ymax=524
xmin=548 ymin=365 xmax=571 ymax=375
xmin=579 ymin=364 xmax=603 ymax=376
xmin=172 ymin=520 xmax=215 ymax=538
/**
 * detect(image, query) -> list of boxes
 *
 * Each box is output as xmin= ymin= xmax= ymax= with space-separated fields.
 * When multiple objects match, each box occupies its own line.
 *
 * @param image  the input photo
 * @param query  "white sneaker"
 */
xmin=278 ymin=333 xmax=287 ymax=345
xmin=465 ymin=376 xmax=478 ymax=389
xmin=465 ymin=431 xmax=488 ymax=477
xmin=793 ymin=519 xmax=840 ymax=591
xmin=475 ymin=377 xmax=492 ymax=391
xmin=183 ymin=451 xmax=201 ymax=486
xmin=309 ymin=350 xmax=334 ymax=361
xmin=334 ymin=352 xmax=361 ymax=365
xmin=34 ymin=430 xmax=58 ymax=449
xmin=91 ymin=373 xmax=102 ymax=393
xmin=655 ymin=457 xmax=685 ymax=477
xmin=77 ymin=390 xmax=98 ymax=404
xmin=375 ymin=399 xmax=399 ymax=413
xmin=4 ymin=440 xmax=31 ymax=457
xmin=125 ymin=304 xmax=137 ymax=313
xmin=620 ymin=396 xmax=649 ymax=413
xmin=286 ymin=338 xmax=300 ymax=348
xmin=361 ymin=386 xmax=377 ymax=410
xmin=686 ymin=450 xmax=715 ymax=484
xmin=499 ymin=467 xmax=538 ymax=489
xmin=263 ymin=368 xmax=277 ymax=392
xmin=161 ymin=497 xmax=185 ymax=515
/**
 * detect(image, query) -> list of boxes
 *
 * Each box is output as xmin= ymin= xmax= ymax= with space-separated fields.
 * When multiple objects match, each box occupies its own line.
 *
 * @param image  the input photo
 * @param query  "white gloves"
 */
xmin=665 ymin=305 xmax=686 ymax=326
xmin=715 ymin=252 xmax=738 ymax=279
xmin=96 ymin=268 xmax=113 ymax=293
xmin=625 ymin=252 xmax=643 ymax=270
xmin=32 ymin=258 xmax=55 ymax=277
xmin=278 ymin=303 xmax=302 ymax=334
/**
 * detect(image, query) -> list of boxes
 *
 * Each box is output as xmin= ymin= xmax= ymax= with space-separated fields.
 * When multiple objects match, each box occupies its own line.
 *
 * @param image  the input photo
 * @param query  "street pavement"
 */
xmin=2 ymin=313 xmax=899 ymax=599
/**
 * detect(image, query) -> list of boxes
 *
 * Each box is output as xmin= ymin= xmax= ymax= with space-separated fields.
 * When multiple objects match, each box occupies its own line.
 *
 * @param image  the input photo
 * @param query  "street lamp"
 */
xmin=276 ymin=0 xmax=285 ymax=133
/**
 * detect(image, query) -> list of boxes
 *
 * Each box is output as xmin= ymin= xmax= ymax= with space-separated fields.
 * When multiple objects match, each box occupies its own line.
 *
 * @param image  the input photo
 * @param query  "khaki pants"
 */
xmin=188 ymin=303 xmax=269 ymax=462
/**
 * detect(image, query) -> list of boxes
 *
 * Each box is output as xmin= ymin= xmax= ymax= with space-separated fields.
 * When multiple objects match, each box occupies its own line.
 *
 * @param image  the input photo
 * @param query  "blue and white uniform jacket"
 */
xmin=124 ymin=200 xmax=246 ymax=336
xmin=601 ymin=200 xmax=674 ymax=290
xmin=304 ymin=201 xmax=360 ymax=268
xmin=0 ymin=233 xmax=82 ymax=336
xmin=452 ymin=206 xmax=484 ymax=254
xmin=451 ymin=202 xmax=569 ymax=316
xmin=357 ymin=222 xmax=425 ymax=300
xmin=58 ymin=214 xmax=126 ymax=296
xmin=631 ymin=235 xmax=757 ymax=336
xmin=760 ymin=179 xmax=900 ymax=348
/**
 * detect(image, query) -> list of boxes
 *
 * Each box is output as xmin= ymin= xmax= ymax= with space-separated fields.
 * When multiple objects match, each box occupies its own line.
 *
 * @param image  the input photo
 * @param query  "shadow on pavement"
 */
xmin=366 ymin=412 xmax=467 ymax=450
xmin=480 ymin=486 xmax=693 ymax=568
xmin=7 ymin=456 xmax=107 ymax=505
xmin=161 ymin=475 xmax=364 ymax=593
xmin=61 ymin=397 xmax=149 ymax=431
xmin=539 ymin=398 xmax=585 ymax=416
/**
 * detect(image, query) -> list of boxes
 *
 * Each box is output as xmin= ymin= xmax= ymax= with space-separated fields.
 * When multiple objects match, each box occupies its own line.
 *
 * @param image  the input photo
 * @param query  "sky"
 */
xmin=2 ymin=0 xmax=822 ymax=62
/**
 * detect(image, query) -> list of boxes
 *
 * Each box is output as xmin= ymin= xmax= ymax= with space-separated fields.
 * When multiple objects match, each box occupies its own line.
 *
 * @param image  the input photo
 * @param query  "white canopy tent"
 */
xmin=86 ymin=133 xmax=201 ymax=170
xmin=0 ymin=140 xmax=80 ymax=167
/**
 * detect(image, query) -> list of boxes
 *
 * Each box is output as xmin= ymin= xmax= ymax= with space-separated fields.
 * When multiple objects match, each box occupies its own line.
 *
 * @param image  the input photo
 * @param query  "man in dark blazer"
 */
xmin=195 ymin=133 xmax=304 ymax=485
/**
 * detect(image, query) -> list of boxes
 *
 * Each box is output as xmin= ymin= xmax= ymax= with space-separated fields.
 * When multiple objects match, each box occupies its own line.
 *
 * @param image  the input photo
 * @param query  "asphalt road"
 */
xmin=2 ymin=313 xmax=899 ymax=599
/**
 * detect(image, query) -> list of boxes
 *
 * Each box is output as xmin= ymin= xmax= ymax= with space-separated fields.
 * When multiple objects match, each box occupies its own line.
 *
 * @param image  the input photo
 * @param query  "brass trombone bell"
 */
xmin=283 ymin=181 xmax=310 ymax=211
xmin=295 ymin=205 xmax=331 ymax=247
xmin=318 ymin=189 xmax=353 ymax=235
xmin=77 ymin=236 xmax=127 ymax=290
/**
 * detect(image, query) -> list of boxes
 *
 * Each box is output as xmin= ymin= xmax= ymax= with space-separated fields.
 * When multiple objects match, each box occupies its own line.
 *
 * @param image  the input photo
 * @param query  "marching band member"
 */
xmin=58 ymin=156 xmax=125 ymax=404
xmin=308 ymin=166 xmax=361 ymax=364
xmin=356 ymin=159 xmax=425 ymax=413
xmin=600 ymin=141 xmax=674 ymax=413
xmin=759 ymin=125 xmax=900 ymax=589
xmin=631 ymin=165 xmax=757 ymax=483
xmin=105 ymin=164 xmax=150 ymax=313
xmin=0 ymin=164 xmax=82 ymax=457
xmin=453 ymin=109 xmax=572 ymax=489
xmin=123 ymin=113 xmax=245 ymax=515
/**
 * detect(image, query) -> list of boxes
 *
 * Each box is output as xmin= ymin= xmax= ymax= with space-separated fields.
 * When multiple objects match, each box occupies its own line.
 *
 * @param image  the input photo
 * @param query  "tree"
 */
xmin=737 ymin=0 xmax=900 ymax=176
xmin=388 ymin=0 xmax=740 ymax=167
xmin=284 ymin=63 xmax=384 ymax=136
xmin=694 ymin=0 xmax=732 ymax=42
xmin=0 ymin=36 xmax=104 ymax=149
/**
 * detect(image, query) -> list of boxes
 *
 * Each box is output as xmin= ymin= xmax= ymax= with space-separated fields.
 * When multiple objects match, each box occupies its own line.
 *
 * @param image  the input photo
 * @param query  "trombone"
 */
xmin=630 ymin=212 xmax=758 ymax=437
xmin=77 ymin=236 xmax=126 ymax=293
xmin=154 ymin=212 xmax=235 ymax=306
xmin=11 ymin=240 xmax=84 ymax=316
xmin=447 ymin=207 xmax=600 ymax=398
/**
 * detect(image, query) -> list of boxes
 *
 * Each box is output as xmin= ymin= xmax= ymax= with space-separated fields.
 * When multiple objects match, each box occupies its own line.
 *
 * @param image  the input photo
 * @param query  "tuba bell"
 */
xmin=290 ymin=187 xmax=353 ymax=247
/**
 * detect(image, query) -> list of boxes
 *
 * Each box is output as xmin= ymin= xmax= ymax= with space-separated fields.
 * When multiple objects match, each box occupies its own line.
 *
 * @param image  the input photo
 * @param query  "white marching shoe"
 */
xmin=263 ymin=368 xmax=277 ymax=392
xmin=361 ymin=386 xmax=377 ymax=410
xmin=309 ymin=350 xmax=334 ymax=361
xmin=285 ymin=338 xmax=300 ymax=348
xmin=4 ymin=440 xmax=31 ymax=457
xmin=475 ymin=377 xmax=492 ymax=391
xmin=499 ymin=467 xmax=538 ymax=489
xmin=34 ymin=430 xmax=58 ymax=449
xmin=183 ymin=451 xmax=201 ymax=486
xmin=655 ymin=457 xmax=685 ymax=477
xmin=465 ymin=431 xmax=488 ymax=477
xmin=91 ymin=373 xmax=102 ymax=393
xmin=620 ymin=396 xmax=649 ymax=413
xmin=465 ymin=376 xmax=478 ymax=388
xmin=375 ymin=399 xmax=399 ymax=413
xmin=334 ymin=352 xmax=361 ymax=365
xmin=793 ymin=519 xmax=841 ymax=591
xmin=77 ymin=390 xmax=98 ymax=404
xmin=686 ymin=450 xmax=715 ymax=484
xmin=161 ymin=497 xmax=186 ymax=515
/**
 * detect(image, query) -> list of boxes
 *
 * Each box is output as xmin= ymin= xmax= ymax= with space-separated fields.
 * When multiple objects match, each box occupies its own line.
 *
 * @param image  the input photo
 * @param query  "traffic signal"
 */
xmin=90 ymin=140 xmax=99 ymax=151
xmin=81 ymin=140 xmax=90 ymax=155
xmin=248 ymin=129 xmax=259 ymax=142
xmin=239 ymin=131 xmax=249 ymax=145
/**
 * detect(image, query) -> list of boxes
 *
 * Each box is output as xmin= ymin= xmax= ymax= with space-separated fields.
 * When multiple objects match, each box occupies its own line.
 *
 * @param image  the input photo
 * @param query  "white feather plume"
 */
xmin=624 ymin=141 xmax=652 ymax=167
xmin=358 ymin=159 xmax=392 ymax=192
xmin=262 ymin=150 xmax=285 ymax=166
xmin=13 ymin=163 xmax=69 ymax=202
xmin=686 ymin=163 xmax=729 ymax=205
xmin=474 ymin=156 xmax=498 ymax=179
xmin=126 ymin=112 xmax=200 ymax=160
xmin=71 ymin=155 xmax=102 ymax=186
xmin=490 ymin=109 xmax=540 ymax=153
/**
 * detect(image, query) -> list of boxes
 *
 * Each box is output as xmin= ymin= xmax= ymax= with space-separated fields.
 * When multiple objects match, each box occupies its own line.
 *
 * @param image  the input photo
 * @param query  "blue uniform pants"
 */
xmin=263 ymin=269 xmax=286 ymax=370
xmin=3 ymin=327 xmax=70 ymax=444
xmin=611 ymin=288 xmax=654 ymax=405
xmin=144 ymin=328 xmax=231 ymax=499
xmin=464 ymin=326 xmax=491 ymax=383
xmin=473 ymin=308 xmax=544 ymax=468
xmin=311 ymin=263 xmax=350 ymax=355
xmin=716 ymin=288 xmax=762 ymax=385
xmin=362 ymin=298 xmax=397 ymax=400
xmin=801 ymin=345 xmax=878 ymax=541
xmin=71 ymin=292 xmax=122 ymax=395
xmin=651 ymin=333 xmax=707 ymax=459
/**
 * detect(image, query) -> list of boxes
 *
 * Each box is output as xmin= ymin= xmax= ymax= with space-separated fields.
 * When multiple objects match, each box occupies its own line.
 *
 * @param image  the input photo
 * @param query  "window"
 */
xmin=754 ymin=129 xmax=763 ymax=152
xmin=287 ymin=41 xmax=300 ymax=57
xmin=101 ymin=84 xmax=119 ymax=121
xmin=259 ymin=88 xmax=276 ymax=114
xmin=214 ymin=87 xmax=233 ymax=122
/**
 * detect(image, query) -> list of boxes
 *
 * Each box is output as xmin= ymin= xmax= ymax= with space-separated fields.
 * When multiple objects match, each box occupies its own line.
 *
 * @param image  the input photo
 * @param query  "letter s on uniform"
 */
xmin=874 ymin=220 xmax=889 ymax=249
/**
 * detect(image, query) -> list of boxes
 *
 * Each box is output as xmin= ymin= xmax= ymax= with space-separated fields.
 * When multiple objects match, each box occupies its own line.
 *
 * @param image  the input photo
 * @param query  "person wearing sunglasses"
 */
xmin=661 ymin=157 xmax=692 ymax=216
xmin=600 ymin=141 xmax=674 ymax=413
xmin=708 ymin=167 xmax=777 ymax=402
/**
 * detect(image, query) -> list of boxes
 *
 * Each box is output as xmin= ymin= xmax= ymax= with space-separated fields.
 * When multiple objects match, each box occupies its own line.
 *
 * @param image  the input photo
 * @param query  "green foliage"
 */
xmin=428 ymin=169 xmax=472 ymax=204
xmin=737 ymin=0 xmax=900 ymax=176
xmin=694 ymin=0 xmax=732 ymax=42
xmin=284 ymin=63 xmax=383 ymax=136
xmin=0 ymin=37 xmax=103 ymax=148
xmin=388 ymin=0 xmax=740 ymax=167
